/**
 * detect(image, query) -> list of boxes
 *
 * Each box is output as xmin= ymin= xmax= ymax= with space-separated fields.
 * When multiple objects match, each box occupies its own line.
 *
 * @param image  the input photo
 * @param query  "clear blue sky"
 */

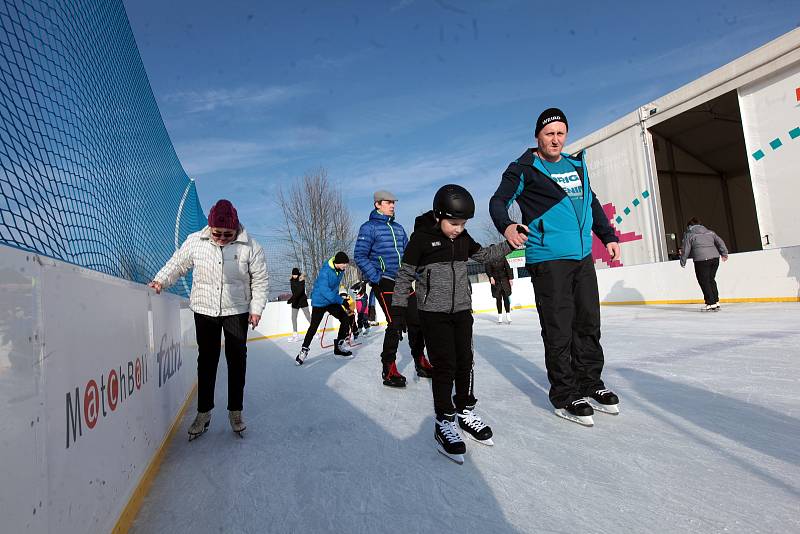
xmin=124 ymin=0 xmax=798 ymax=237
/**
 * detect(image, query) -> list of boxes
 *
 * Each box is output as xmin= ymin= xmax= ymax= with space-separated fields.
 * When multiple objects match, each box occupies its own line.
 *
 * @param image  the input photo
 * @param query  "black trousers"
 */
xmin=302 ymin=304 xmax=351 ymax=348
xmin=529 ymin=255 xmax=606 ymax=409
xmin=694 ymin=257 xmax=720 ymax=305
xmin=495 ymin=292 xmax=511 ymax=314
xmin=194 ymin=312 xmax=249 ymax=413
xmin=373 ymin=278 xmax=425 ymax=365
xmin=419 ymin=310 xmax=477 ymax=417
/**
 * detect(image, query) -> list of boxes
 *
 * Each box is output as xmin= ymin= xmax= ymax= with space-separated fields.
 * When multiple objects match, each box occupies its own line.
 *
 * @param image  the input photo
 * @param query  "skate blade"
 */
xmin=554 ymin=409 xmax=594 ymax=427
xmin=436 ymin=444 xmax=465 ymax=464
xmin=233 ymin=430 xmax=245 ymax=438
xmin=586 ymin=400 xmax=619 ymax=415
xmin=188 ymin=428 xmax=208 ymax=441
xmin=465 ymin=433 xmax=494 ymax=446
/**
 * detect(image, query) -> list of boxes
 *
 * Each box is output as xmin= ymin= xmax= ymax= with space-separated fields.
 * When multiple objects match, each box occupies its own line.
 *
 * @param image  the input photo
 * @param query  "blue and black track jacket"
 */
xmin=489 ymin=148 xmax=618 ymax=265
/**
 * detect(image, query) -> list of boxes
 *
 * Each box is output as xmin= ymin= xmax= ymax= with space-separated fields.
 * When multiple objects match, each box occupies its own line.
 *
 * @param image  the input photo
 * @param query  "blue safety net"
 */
xmin=0 ymin=0 xmax=204 ymax=297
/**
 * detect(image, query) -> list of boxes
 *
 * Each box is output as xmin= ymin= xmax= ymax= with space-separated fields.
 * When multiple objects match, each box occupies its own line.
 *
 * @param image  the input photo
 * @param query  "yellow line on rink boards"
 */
xmin=113 ymin=383 xmax=197 ymax=533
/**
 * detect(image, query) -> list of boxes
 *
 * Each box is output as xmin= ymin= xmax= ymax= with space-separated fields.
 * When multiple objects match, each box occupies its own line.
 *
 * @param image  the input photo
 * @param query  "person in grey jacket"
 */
xmin=391 ymin=185 xmax=511 ymax=463
xmin=680 ymin=217 xmax=728 ymax=311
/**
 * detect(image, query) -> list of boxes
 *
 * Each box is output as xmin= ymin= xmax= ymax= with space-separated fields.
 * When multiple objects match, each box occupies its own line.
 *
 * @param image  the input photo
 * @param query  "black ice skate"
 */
xmin=554 ymin=399 xmax=595 ymax=427
xmin=295 ymin=346 xmax=309 ymax=366
xmin=188 ymin=411 xmax=211 ymax=441
xmin=586 ymin=388 xmax=620 ymax=415
xmin=457 ymin=408 xmax=494 ymax=445
xmin=229 ymin=410 xmax=246 ymax=438
xmin=414 ymin=354 xmax=433 ymax=378
xmin=333 ymin=339 xmax=353 ymax=358
xmin=435 ymin=414 xmax=466 ymax=464
xmin=382 ymin=361 xmax=407 ymax=388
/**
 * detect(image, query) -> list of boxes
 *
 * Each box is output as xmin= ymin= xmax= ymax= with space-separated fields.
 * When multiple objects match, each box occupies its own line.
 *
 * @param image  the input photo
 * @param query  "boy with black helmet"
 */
xmin=391 ymin=184 xmax=512 ymax=464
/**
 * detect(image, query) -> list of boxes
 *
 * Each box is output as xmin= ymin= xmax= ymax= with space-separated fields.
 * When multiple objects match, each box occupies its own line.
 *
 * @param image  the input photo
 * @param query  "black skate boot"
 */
xmin=334 ymin=339 xmax=353 ymax=358
xmin=457 ymin=408 xmax=494 ymax=445
xmin=586 ymin=388 xmax=620 ymax=415
xmin=414 ymin=353 xmax=433 ymax=378
xmin=554 ymin=399 xmax=595 ymax=427
xmin=382 ymin=361 xmax=407 ymax=388
xmin=435 ymin=414 xmax=466 ymax=464
xmin=295 ymin=346 xmax=309 ymax=366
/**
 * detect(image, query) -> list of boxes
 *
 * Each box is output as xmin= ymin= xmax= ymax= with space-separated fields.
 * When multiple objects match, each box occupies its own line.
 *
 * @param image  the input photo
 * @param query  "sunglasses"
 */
xmin=211 ymin=230 xmax=236 ymax=239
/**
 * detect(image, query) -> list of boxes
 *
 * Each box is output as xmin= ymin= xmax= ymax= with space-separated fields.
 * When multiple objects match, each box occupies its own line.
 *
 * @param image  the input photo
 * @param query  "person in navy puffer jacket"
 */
xmin=354 ymin=190 xmax=431 ymax=388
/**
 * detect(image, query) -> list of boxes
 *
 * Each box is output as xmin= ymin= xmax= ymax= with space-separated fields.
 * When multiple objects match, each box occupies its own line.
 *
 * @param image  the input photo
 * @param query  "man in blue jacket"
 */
xmin=489 ymin=108 xmax=621 ymax=427
xmin=294 ymin=252 xmax=353 ymax=365
xmin=354 ymin=190 xmax=431 ymax=387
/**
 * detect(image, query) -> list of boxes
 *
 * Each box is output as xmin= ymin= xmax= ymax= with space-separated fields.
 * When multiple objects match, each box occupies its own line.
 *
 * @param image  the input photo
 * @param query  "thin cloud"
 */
xmin=164 ymin=85 xmax=312 ymax=113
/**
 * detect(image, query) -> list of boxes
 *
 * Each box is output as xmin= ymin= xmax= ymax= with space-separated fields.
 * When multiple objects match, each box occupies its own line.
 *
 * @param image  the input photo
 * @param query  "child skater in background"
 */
xmin=391 ymin=185 xmax=512 ymax=464
xmin=351 ymin=281 xmax=371 ymax=337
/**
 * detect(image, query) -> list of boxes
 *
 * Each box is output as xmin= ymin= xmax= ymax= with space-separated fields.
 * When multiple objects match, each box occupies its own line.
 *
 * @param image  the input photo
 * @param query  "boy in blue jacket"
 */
xmin=295 ymin=252 xmax=353 ymax=365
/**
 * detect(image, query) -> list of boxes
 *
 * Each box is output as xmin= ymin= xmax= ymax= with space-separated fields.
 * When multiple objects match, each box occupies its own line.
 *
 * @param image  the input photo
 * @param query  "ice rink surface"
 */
xmin=132 ymin=303 xmax=800 ymax=534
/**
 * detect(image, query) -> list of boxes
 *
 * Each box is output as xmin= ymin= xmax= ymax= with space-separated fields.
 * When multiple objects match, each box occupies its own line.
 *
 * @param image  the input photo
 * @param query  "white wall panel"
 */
xmin=739 ymin=62 xmax=800 ymax=248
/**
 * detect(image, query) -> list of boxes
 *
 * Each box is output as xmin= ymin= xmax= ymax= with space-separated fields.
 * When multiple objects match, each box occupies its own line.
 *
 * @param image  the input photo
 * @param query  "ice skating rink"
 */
xmin=131 ymin=303 xmax=800 ymax=534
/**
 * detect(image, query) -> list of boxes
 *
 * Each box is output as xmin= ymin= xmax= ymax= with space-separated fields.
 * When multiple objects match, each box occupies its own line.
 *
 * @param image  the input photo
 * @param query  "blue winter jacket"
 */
xmin=310 ymin=257 xmax=345 ymax=308
xmin=489 ymin=149 xmax=618 ymax=264
xmin=353 ymin=210 xmax=408 ymax=283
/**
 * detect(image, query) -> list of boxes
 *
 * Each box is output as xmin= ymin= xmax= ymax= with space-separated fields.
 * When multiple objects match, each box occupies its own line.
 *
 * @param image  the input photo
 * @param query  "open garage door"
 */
xmin=649 ymin=91 xmax=762 ymax=259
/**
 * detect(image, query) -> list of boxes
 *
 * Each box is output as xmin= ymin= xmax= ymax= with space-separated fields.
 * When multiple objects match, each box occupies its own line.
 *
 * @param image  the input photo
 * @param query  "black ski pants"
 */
xmin=419 ymin=310 xmax=477 ymax=418
xmin=302 ymin=304 xmax=351 ymax=348
xmin=195 ymin=312 xmax=249 ymax=413
xmin=529 ymin=255 xmax=606 ymax=409
xmin=495 ymin=292 xmax=511 ymax=314
xmin=373 ymin=277 xmax=425 ymax=365
xmin=693 ymin=257 xmax=720 ymax=305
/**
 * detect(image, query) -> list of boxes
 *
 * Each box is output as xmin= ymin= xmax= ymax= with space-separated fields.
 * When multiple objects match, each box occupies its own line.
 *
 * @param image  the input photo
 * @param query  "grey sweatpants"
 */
xmin=291 ymin=306 xmax=312 ymax=332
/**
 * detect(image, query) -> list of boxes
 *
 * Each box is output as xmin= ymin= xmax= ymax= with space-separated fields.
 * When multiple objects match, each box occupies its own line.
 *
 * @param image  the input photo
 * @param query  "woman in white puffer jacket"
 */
xmin=149 ymin=199 xmax=268 ymax=439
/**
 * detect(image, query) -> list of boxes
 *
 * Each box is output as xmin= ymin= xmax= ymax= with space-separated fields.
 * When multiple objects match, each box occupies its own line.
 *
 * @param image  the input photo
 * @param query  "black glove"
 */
xmin=390 ymin=306 xmax=407 ymax=332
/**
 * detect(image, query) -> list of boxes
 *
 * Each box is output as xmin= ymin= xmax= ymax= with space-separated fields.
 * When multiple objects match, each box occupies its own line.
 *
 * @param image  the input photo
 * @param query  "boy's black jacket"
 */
xmin=393 ymin=211 xmax=512 ymax=314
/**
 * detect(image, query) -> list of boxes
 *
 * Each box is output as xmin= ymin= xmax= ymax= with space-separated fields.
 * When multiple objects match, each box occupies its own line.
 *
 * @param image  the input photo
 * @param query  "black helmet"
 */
xmin=433 ymin=184 xmax=475 ymax=220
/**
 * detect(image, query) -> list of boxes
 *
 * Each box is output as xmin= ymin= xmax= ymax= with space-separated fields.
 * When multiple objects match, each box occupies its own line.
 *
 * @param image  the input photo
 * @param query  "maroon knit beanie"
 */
xmin=208 ymin=199 xmax=239 ymax=230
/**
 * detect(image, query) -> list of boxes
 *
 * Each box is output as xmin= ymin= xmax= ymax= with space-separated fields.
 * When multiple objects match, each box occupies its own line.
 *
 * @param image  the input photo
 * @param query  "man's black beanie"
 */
xmin=333 ymin=251 xmax=350 ymax=264
xmin=535 ymin=108 xmax=568 ymax=136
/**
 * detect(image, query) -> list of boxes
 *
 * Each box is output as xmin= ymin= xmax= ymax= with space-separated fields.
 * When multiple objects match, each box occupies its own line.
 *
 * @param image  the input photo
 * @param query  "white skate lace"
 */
xmin=594 ymin=389 xmax=612 ymax=396
xmin=572 ymin=399 xmax=591 ymax=408
xmin=459 ymin=410 xmax=487 ymax=432
xmin=438 ymin=419 xmax=462 ymax=444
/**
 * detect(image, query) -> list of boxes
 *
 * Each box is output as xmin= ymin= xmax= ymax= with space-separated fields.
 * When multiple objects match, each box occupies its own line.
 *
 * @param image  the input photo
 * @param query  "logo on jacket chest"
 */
xmin=430 ymin=241 xmax=441 ymax=247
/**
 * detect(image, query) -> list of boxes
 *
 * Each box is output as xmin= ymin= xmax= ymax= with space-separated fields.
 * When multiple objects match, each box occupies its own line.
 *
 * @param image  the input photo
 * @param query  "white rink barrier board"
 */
xmin=0 ymin=245 xmax=195 ymax=534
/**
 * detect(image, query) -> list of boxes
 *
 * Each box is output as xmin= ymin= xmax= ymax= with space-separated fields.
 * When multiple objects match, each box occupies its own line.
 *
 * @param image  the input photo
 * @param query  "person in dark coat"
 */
xmin=485 ymin=257 xmax=514 ymax=323
xmin=287 ymin=267 xmax=311 ymax=341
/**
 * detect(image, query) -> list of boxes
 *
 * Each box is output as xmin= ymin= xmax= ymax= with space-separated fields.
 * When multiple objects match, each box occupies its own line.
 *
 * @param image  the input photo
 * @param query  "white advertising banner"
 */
xmin=0 ymin=246 xmax=194 ymax=534
xmin=739 ymin=61 xmax=800 ymax=249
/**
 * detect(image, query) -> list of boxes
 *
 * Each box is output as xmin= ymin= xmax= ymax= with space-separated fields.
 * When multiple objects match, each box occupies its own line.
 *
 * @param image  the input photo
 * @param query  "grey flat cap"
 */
xmin=373 ymin=190 xmax=398 ymax=202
